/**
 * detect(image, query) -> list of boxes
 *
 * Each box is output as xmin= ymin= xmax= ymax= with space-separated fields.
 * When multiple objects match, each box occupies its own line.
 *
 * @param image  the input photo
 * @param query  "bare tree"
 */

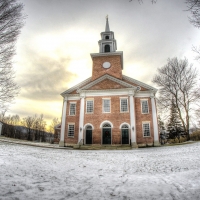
xmin=153 ymin=57 xmax=200 ymax=140
xmin=49 ymin=117 xmax=60 ymax=134
xmin=33 ymin=114 xmax=46 ymax=142
xmin=21 ymin=115 xmax=36 ymax=140
xmin=186 ymin=0 xmax=200 ymax=28
xmin=0 ymin=0 xmax=25 ymax=112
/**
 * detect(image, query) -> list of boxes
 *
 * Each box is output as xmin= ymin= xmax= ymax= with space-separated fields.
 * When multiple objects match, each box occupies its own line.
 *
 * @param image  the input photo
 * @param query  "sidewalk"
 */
xmin=0 ymin=136 xmax=72 ymax=149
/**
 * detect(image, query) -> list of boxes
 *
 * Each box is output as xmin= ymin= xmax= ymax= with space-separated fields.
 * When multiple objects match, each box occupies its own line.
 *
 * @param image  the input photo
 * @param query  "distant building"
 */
xmin=59 ymin=18 xmax=160 ymax=148
xmin=54 ymin=123 xmax=61 ymax=144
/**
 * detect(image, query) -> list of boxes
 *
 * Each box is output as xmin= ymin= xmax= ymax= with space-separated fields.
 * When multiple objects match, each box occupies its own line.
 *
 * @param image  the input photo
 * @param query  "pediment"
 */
xmin=77 ymin=74 xmax=136 ymax=92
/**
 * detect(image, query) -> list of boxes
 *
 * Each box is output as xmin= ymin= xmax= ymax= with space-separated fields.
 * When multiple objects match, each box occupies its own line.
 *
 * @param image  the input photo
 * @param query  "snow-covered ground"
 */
xmin=0 ymin=142 xmax=200 ymax=200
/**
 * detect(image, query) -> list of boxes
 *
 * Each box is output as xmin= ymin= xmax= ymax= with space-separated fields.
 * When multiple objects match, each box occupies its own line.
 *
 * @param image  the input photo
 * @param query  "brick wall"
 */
xmin=92 ymin=55 xmax=122 ymax=81
xmin=135 ymin=97 xmax=154 ymax=144
xmin=64 ymin=100 xmax=80 ymax=144
xmin=63 ymin=96 xmax=155 ymax=145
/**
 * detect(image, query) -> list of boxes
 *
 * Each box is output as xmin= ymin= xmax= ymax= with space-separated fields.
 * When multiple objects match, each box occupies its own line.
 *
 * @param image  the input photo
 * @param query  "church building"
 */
xmin=59 ymin=18 xmax=160 ymax=148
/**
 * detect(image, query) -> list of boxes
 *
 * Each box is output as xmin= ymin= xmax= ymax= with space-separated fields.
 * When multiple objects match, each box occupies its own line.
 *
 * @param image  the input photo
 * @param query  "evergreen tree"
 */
xmin=167 ymin=99 xmax=183 ymax=141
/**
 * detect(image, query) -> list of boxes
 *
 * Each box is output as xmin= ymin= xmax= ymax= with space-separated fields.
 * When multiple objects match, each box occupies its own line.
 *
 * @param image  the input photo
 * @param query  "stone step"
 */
xmin=77 ymin=145 xmax=132 ymax=150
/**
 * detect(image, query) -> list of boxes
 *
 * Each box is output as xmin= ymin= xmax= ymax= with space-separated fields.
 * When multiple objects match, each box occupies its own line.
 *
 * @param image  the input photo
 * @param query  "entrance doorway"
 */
xmin=102 ymin=124 xmax=111 ymax=144
xmin=85 ymin=125 xmax=92 ymax=144
xmin=121 ymin=124 xmax=129 ymax=144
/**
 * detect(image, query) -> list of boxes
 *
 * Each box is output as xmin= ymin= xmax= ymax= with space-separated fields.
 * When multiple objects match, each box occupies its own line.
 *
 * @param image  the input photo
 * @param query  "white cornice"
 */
xmin=122 ymin=75 xmax=157 ymax=92
xmin=63 ymin=89 xmax=153 ymax=98
xmin=80 ymin=88 xmax=134 ymax=97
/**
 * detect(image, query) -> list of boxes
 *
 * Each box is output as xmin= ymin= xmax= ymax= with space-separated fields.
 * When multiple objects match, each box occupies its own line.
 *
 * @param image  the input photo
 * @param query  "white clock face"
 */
xmin=102 ymin=62 xmax=111 ymax=69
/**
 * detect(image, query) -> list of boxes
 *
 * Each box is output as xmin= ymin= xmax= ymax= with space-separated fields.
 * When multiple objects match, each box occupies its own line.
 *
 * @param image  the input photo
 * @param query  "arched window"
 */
xmin=122 ymin=124 xmax=128 ymax=129
xmin=86 ymin=125 xmax=92 ymax=130
xmin=104 ymin=45 xmax=110 ymax=52
xmin=105 ymin=35 xmax=109 ymax=39
xmin=103 ymin=124 xmax=111 ymax=128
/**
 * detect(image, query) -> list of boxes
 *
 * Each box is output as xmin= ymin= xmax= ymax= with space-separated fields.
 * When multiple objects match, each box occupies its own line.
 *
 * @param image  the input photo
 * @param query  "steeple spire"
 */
xmin=105 ymin=15 xmax=110 ymax=32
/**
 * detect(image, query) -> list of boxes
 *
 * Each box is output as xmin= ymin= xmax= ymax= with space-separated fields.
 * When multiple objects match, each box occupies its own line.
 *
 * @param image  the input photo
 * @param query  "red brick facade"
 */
xmin=59 ymin=21 xmax=159 ymax=148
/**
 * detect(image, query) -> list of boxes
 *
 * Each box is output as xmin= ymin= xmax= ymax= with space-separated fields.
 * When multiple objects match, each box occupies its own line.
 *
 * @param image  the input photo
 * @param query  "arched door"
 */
xmin=102 ymin=124 xmax=111 ymax=144
xmin=121 ymin=124 xmax=129 ymax=144
xmin=86 ymin=125 xmax=92 ymax=144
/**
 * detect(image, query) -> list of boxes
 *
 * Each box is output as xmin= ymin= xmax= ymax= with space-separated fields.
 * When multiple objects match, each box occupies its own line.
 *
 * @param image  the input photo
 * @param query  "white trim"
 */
xmin=100 ymin=120 xmax=113 ymax=128
xmin=60 ymin=99 xmax=67 ymax=145
xmin=122 ymin=75 xmax=157 ymax=91
xmin=129 ymin=95 xmax=136 ymax=143
xmin=78 ymin=97 xmax=84 ymax=143
xmin=119 ymin=96 xmax=128 ymax=99
xmin=61 ymin=77 xmax=91 ymax=96
xmin=84 ymin=123 xmax=94 ymax=130
xmin=67 ymin=96 xmax=80 ymax=100
xmin=80 ymin=88 xmax=135 ymax=97
xmin=119 ymin=122 xmax=130 ymax=129
xmin=151 ymin=97 xmax=159 ymax=141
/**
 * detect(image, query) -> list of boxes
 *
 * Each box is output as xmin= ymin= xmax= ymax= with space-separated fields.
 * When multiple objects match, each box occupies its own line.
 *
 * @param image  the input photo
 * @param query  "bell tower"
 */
xmin=98 ymin=16 xmax=117 ymax=53
xmin=90 ymin=17 xmax=123 ymax=81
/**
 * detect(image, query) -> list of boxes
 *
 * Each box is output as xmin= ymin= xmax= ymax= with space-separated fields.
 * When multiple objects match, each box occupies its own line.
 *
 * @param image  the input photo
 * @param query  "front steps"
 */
xmin=74 ymin=144 xmax=132 ymax=150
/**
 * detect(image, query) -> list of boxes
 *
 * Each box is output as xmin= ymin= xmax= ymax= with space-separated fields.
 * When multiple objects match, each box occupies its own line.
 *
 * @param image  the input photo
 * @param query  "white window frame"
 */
xmin=120 ymin=97 xmax=129 ymax=113
xmin=102 ymin=98 xmax=111 ymax=113
xmin=69 ymin=102 xmax=76 ymax=116
xmin=142 ymin=122 xmax=150 ymax=137
xmin=68 ymin=123 xmax=75 ymax=137
xmin=141 ymin=99 xmax=149 ymax=114
xmin=86 ymin=99 xmax=94 ymax=114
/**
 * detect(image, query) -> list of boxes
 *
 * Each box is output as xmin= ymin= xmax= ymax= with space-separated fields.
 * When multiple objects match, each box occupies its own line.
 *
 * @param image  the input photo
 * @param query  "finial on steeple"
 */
xmin=105 ymin=15 xmax=110 ymax=32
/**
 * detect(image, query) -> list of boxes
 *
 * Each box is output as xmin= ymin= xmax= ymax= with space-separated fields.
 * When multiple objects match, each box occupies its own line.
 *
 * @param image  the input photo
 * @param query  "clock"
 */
xmin=102 ymin=62 xmax=111 ymax=69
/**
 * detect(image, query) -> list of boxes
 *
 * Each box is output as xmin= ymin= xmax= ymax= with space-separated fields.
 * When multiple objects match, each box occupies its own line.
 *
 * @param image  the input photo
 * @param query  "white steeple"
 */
xmin=105 ymin=15 xmax=110 ymax=32
xmin=98 ymin=16 xmax=117 ymax=53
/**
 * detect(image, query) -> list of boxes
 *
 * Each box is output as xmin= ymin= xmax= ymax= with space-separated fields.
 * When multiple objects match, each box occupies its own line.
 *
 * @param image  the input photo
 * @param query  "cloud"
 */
xmin=15 ymin=48 xmax=78 ymax=101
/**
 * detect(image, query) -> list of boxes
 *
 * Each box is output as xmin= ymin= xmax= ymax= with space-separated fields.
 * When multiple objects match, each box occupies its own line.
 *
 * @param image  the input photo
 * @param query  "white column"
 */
xmin=151 ymin=95 xmax=160 ymax=146
xmin=129 ymin=94 xmax=138 ymax=148
xmin=78 ymin=96 xmax=85 ymax=145
xmin=59 ymin=98 xmax=67 ymax=147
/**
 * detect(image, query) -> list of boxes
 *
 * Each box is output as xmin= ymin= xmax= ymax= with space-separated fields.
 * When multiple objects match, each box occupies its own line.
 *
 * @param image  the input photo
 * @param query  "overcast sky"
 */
xmin=9 ymin=0 xmax=200 ymax=126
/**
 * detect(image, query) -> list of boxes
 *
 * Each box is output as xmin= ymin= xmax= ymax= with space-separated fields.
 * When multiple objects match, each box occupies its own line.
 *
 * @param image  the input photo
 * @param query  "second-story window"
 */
xmin=86 ymin=100 xmax=94 ymax=113
xmin=120 ymin=98 xmax=128 ymax=112
xmin=103 ymin=99 xmax=111 ymax=113
xmin=141 ymin=100 xmax=149 ymax=114
xmin=69 ymin=103 xmax=76 ymax=116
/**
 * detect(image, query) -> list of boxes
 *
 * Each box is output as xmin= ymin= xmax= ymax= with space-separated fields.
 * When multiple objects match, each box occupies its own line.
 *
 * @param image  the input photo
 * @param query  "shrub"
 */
xmin=190 ymin=131 xmax=200 ymax=141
